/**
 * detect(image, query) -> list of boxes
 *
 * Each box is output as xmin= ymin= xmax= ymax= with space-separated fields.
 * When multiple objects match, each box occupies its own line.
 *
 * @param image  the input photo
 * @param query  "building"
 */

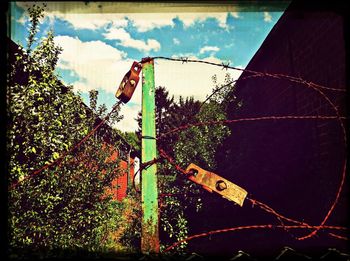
xmin=190 ymin=1 xmax=349 ymax=258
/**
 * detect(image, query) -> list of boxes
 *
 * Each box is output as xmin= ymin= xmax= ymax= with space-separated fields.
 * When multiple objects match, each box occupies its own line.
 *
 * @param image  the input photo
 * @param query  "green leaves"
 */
xmin=7 ymin=4 xmax=128 ymax=258
xmin=52 ymin=152 xmax=59 ymax=160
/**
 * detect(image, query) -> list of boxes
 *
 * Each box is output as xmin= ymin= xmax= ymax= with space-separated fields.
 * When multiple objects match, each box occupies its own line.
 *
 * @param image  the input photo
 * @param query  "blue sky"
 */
xmin=10 ymin=2 xmax=289 ymax=132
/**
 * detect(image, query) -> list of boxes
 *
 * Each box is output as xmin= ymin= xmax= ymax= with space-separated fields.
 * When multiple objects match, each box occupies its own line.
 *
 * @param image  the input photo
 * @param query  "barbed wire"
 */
xmin=134 ymin=60 xmax=349 ymax=245
xmin=248 ymin=198 xmax=310 ymax=227
xmin=152 ymin=56 xmax=347 ymax=92
xmin=157 ymin=147 xmax=348 ymax=243
xmin=151 ymin=55 xmax=348 ymax=242
xmin=292 ymin=82 xmax=347 ymax=240
xmin=9 ymin=101 xmax=122 ymax=190
xmin=132 ymin=157 xmax=163 ymax=194
xmin=163 ymin=224 xmax=349 ymax=253
xmin=158 ymin=115 xmax=345 ymax=140
xmin=158 ymin=148 xmax=349 ymax=249
xmin=328 ymin=233 xmax=349 ymax=241
xmin=9 ymin=55 xmax=348 ymax=251
xmin=198 ymin=74 xmax=262 ymax=112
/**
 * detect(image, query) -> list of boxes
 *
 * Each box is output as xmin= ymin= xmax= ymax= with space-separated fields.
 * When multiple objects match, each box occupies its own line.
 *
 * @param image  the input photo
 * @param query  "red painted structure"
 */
xmin=106 ymin=149 xmax=136 ymax=201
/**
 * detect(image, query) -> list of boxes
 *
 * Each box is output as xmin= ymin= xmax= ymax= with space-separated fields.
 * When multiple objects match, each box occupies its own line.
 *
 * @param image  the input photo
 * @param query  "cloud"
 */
xmin=125 ymin=13 xmax=175 ymax=32
xmin=230 ymin=12 xmax=240 ymax=19
xmin=154 ymin=55 xmax=243 ymax=102
xmin=263 ymin=12 xmax=272 ymax=22
xmin=17 ymin=13 xmax=28 ymax=25
xmin=114 ymin=55 xmax=244 ymax=132
xmin=112 ymin=18 xmax=129 ymax=28
xmin=54 ymin=35 xmax=130 ymax=94
xmin=176 ymin=12 xmax=228 ymax=29
xmin=54 ymin=40 xmax=243 ymax=133
xmin=199 ymin=46 xmax=220 ymax=54
xmin=54 ymin=12 xmax=174 ymax=32
xmin=103 ymin=27 xmax=161 ymax=52
xmin=173 ymin=38 xmax=180 ymax=45
xmin=113 ymin=103 xmax=141 ymax=132
xmin=127 ymin=12 xmax=233 ymax=31
xmin=54 ymin=12 xmax=230 ymax=31
xmin=55 ymin=13 xmax=115 ymax=29
xmin=54 ymin=35 xmax=144 ymax=132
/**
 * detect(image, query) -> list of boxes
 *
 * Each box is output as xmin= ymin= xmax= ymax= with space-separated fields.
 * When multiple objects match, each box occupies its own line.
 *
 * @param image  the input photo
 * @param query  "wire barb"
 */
xmin=221 ymin=62 xmax=230 ymax=70
xmin=180 ymin=57 xmax=188 ymax=64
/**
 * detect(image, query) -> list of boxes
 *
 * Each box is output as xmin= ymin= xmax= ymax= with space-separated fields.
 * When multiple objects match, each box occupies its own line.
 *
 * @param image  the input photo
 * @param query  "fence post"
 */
xmin=141 ymin=57 xmax=160 ymax=254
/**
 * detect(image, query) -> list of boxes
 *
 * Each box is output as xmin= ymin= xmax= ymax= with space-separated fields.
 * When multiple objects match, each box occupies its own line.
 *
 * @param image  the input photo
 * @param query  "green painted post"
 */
xmin=141 ymin=58 xmax=160 ymax=254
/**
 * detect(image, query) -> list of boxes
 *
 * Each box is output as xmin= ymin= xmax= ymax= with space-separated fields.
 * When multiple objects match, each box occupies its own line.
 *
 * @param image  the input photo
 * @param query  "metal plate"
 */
xmin=115 ymin=61 xmax=141 ymax=103
xmin=185 ymin=163 xmax=248 ymax=206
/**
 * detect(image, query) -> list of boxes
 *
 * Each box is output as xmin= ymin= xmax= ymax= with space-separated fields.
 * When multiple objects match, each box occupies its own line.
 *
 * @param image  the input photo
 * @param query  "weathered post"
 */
xmin=141 ymin=57 xmax=159 ymax=254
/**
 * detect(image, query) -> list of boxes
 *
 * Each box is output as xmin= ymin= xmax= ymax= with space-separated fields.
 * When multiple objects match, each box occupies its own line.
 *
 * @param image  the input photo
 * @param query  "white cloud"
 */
xmin=103 ymin=27 xmax=161 ymax=52
xmin=54 ymin=35 xmax=144 ymax=132
xmin=17 ymin=13 xmax=28 ymax=25
xmin=263 ymin=12 xmax=272 ymax=23
xmin=71 ymin=81 xmax=92 ymax=93
xmin=177 ymin=12 xmax=228 ymax=29
xmin=123 ymin=12 xmax=230 ymax=30
xmin=55 ymin=36 xmax=243 ymax=133
xmin=55 ymin=35 xmax=126 ymax=62
xmin=112 ymin=18 xmax=129 ymax=28
xmin=173 ymin=38 xmax=180 ymax=45
xmin=55 ymin=13 xmax=114 ymax=29
xmin=115 ymin=55 xmax=244 ymax=132
xmin=54 ymin=12 xmax=174 ymax=32
xmin=52 ymin=12 xmax=229 ymax=32
xmin=54 ymin=35 xmax=129 ymax=94
xmin=230 ymin=12 xmax=240 ymax=19
xmin=114 ymin=103 xmax=141 ymax=132
xmin=199 ymin=46 xmax=220 ymax=54
xmin=154 ymin=55 xmax=243 ymax=102
xmin=126 ymin=13 xmax=175 ymax=32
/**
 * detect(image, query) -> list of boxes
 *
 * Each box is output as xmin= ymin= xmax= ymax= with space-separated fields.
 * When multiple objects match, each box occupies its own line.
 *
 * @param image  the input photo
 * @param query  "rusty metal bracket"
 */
xmin=115 ymin=61 xmax=142 ymax=103
xmin=185 ymin=163 xmax=247 ymax=206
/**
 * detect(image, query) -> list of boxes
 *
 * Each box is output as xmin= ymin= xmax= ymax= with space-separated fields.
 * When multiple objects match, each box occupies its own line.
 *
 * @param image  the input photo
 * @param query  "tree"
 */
xmin=159 ymin=89 xmax=232 ymax=252
xmin=7 ymin=5 xmax=128 ymax=258
xmin=121 ymin=131 xmax=140 ymax=152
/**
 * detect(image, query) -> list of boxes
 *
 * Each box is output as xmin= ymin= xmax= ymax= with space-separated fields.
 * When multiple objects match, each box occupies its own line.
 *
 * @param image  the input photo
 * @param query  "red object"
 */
xmin=102 ymin=143 xmax=136 ymax=201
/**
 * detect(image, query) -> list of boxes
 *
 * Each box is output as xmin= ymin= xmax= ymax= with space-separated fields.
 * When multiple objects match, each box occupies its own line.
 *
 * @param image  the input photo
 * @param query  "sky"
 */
xmin=10 ymin=1 xmax=289 ymax=133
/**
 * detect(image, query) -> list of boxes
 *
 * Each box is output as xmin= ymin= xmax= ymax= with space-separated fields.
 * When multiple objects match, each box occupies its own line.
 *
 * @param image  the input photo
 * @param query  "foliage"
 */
xmin=95 ymin=191 xmax=141 ymax=254
xmin=175 ymin=73 xmax=236 ymax=171
xmin=119 ymin=131 xmax=140 ymax=152
xmin=7 ymin=4 xmax=127 ymax=257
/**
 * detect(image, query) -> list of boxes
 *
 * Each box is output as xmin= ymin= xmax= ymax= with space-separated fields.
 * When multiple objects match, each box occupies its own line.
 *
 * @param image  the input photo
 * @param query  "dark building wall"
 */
xmin=233 ymin=4 xmax=346 ymax=211
xmin=189 ymin=2 xmax=349 ymax=257
xmin=223 ymin=5 xmax=347 ymax=210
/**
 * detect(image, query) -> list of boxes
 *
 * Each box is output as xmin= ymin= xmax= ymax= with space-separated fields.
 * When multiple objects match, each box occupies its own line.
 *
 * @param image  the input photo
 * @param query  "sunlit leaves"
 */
xmin=7 ymin=4 xmax=127 ymax=258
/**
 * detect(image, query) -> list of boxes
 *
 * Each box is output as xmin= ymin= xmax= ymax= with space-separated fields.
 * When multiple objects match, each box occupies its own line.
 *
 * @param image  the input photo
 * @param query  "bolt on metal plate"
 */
xmin=185 ymin=163 xmax=248 ymax=206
